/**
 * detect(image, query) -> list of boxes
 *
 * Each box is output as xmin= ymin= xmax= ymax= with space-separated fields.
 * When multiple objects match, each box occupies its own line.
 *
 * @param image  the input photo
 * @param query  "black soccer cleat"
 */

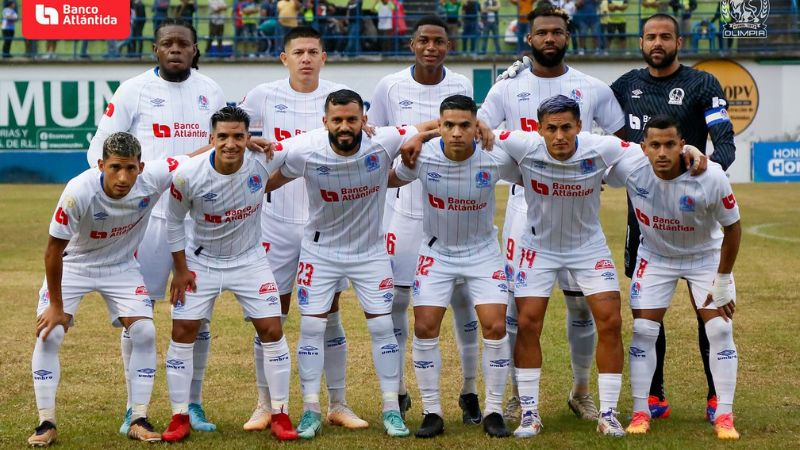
xmin=415 ymin=413 xmax=444 ymax=438
xmin=483 ymin=412 xmax=512 ymax=438
xmin=459 ymin=393 xmax=482 ymax=424
xmin=398 ymin=393 xmax=412 ymax=419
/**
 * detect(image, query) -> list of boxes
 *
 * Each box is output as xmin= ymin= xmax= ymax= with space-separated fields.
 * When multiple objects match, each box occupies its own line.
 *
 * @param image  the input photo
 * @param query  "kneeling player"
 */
xmin=29 ymin=132 xmax=188 ymax=446
xmin=604 ymin=116 xmax=741 ymax=440
xmin=163 ymin=106 xmax=298 ymax=442
xmin=388 ymin=95 xmax=518 ymax=438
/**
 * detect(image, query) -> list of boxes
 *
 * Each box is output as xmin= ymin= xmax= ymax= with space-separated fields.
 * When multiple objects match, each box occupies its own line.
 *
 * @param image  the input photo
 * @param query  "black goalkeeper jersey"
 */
xmin=611 ymin=64 xmax=736 ymax=170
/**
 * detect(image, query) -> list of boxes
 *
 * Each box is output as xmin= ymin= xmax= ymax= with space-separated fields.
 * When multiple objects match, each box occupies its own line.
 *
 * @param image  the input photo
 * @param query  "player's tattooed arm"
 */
xmin=39 ymin=236 xmax=71 ymax=340
xmin=703 ymin=220 xmax=741 ymax=321
xmin=400 ymin=130 xmax=439 ymax=168
xmin=388 ymin=168 xmax=412 ymax=188
xmin=170 ymin=250 xmax=196 ymax=306
xmin=682 ymin=145 xmax=708 ymax=175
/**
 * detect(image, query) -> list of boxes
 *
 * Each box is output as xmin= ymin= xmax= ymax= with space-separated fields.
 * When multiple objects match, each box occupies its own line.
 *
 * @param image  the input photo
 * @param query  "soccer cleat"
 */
xmin=714 ymin=413 xmax=740 ymax=440
xmin=415 ymin=412 xmax=444 ymax=438
xmin=567 ymin=391 xmax=599 ymax=420
xmin=648 ymin=395 xmax=671 ymax=419
xmin=513 ymin=410 xmax=543 ymax=438
xmin=270 ymin=412 xmax=299 ymax=441
xmin=398 ymin=393 xmax=411 ymax=419
xmin=188 ymin=403 xmax=217 ymax=432
xmin=327 ymin=403 xmax=369 ymax=429
xmin=706 ymin=395 xmax=718 ymax=424
xmin=296 ymin=411 xmax=322 ymax=440
xmin=27 ymin=421 xmax=57 ymax=447
xmin=243 ymin=402 xmax=272 ymax=431
xmin=127 ymin=417 xmax=162 ymax=442
xmin=483 ymin=412 xmax=512 ymax=438
xmin=162 ymin=413 xmax=191 ymax=442
xmin=459 ymin=393 xmax=483 ymax=424
xmin=382 ymin=410 xmax=410 ymax=437
xmin=625 ymin=411 xmax=651 ymax=434
xmin=119 ymin=407 xmax=132 ymax=435
xmin=597 ymin=409 xmax=625 ymax=437
xmin=503 ymin=396 xmax=522 ymax=422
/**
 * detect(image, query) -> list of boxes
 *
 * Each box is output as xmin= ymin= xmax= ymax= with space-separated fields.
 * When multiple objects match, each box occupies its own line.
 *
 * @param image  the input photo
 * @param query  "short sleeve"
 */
xmin=706 ymin=166 xmax=740 ymax=226
xmin=477 ymin=82 xmax=505 ymax=128
xmin=166 ymin=169 xmax=192 ymax=252
xmin=604 ymin=147 xmax=648 ymax=188
xmin=592 ymin=82 xmax=626 ymax=134
xmin=493 ymin=129 xmax=536 ymax=163
xmin=595 ymin=134 xmax=636 ymax=168
xmin=368 ymin=77 xmax=391 ymax=126
xmin=395 ymin=158 xmax=419 ymax=181
xmin=87 ymin=83 xmax=137 ymax=166
xmin=142 ymin=155 xmax=188 ymax=192
xmin=490 ymin=148 xmax=522 ymax=184
xmin=48 ymin=179 xmax=90 ymax=240
xmin=278 ymin=133 xmax=311 ymax=179
xmin=373 ymin=125 xmax=419 ymax=160
xmin=239 ymin=85 xmax=266 ymax=134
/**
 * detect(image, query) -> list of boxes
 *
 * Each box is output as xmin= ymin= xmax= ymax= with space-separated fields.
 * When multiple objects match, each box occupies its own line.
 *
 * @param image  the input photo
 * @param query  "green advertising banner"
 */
xmin=0 ymin=80 xmax=119 ymax=151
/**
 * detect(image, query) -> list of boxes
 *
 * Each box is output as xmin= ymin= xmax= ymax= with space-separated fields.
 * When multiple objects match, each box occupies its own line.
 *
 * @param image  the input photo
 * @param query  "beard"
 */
xmin=642 ymin=47 xmax=678 ymax=69
xmin=328 ymin=130 xmax=362 ymax=153
xmin=531 ymin=44 xmax=567 ymax=68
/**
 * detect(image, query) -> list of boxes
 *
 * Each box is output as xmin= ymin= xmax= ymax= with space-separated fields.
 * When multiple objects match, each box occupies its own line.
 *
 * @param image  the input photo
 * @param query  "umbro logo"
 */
xmin=202 ymin=192 xmax=218 ymax=201
xmin=634 ymin=186 xmax=649 ymax=198
xmin=275 ymin=104 xmax=288 ymax=112
xmin=316 ymin=166 xmax=331 ymax=175
xmin=517 ymin=92 xmax=531 ymax=100
xmin=399 ymin=99 xmax=413 ymax=108
xmin=150 ymin=98 xmax=166 ymax=107
xmin=631 ymin=89 xmax=643 ymax=98
xmin=93 ymin=211 xmax=108 ymax=220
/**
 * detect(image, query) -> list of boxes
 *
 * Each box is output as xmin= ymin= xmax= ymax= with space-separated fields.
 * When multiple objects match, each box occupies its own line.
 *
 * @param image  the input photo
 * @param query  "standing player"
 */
xmin=387 ymin=95 xmax=518 ymax=438
xmin=86 ymin=18 xmax=226 ymax=434
xmin=369 ymin=16 xmax=484 ymax=422
xmin=162 ymin=107 xmax=298 ymax=443
xmin=29 ymin=132 xmax=187 ymax=446
xmin=604 ymin=116 xmax=741 ymax=439
xmin=264 ymin=90 xmax=426 ymax=439
xmin=478 ymin=5 xmax=625 ymax=422
xmin=238 ymin=26 xmax=366 ymax=431
xmin=610 ymin=13 xmax=736 ymax=421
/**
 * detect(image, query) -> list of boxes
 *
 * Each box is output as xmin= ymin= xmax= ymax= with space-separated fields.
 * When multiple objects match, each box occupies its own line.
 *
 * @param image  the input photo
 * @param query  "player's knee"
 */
xmin=41 ymin=324 xmax=66 ymax=346
xmin=414 ymin=319 xmax=439 ymax=339
xmin=704 ymin=316 xmax=733 ymax=342
xmin=632 ymin=318 xmax=660 ymax=339
xmin=127 ymin=319 xmax=156 ymax=347
xmin=481 ymin=320 xmax=506 ymax=340
xmin=595 ymin=312 xmax=622 ymax=338
xmin=516 ymin=311 xmax=544 ymax=336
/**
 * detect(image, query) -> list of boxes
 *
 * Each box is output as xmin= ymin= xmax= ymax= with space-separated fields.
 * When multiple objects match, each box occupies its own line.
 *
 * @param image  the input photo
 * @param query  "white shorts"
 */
xmin=137 ymin=216 xmax=173 ymax=301
xmin=502 ymin=200 xmax=581 ymax=294
xmin=262 ymin=217 xmax=304 ymax=295
xmin=413 ymin=246 xmax=508 ymax=308
xmin=36 ymin=268 xmax=154 ymax=327
xmin=629 ymin=256 xmax=737 ymax=310
xmin=171 ymin=254 xmax=281 ymax=322
xmin=386 ymin=211 xmax=424 ymax=287
xmin=512 ymin=245 xmax=620 ymax=298
xmin=295 ymin=249 xmax=394 ymax=316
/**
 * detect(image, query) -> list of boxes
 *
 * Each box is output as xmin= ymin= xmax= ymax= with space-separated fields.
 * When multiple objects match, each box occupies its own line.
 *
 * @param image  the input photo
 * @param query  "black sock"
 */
xmin=697 ymin=314 xmax=716 ymax=400
xmin=649 ymin=322 xmax=666 ymax=400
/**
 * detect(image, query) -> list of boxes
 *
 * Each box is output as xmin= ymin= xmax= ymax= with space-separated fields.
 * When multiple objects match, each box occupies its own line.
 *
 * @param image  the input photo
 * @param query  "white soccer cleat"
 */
xmin=567 ymin=390 xmax=599 ymax=420
xmin=327 ymin=403 xmax=369 ymax=429
xmin=513 ymin=410 xmax=543 ymax=438
xmin=243 ymin=402 xmax=272 ymax=431
xmin=597 ymin=409 xmax=625 ymax=437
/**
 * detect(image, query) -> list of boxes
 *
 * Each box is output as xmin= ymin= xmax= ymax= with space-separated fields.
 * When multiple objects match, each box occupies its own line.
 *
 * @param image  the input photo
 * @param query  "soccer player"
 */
xmin=369 ymin=15 xmax=484 ymax=423
xmin=264 ymin=89 xmax=425 ymax=440
xmin=238 ymin=26 xmax=366 ymax=431
xmin=86 ymin=18 xmax=226 ymax=434
xmin=478 ymin=4 xmax=625 ymax=422
xmin=604 ymin=116 xmax=741 ymax=440
xmin=29 ymin=132 xmax=188 ymax=447
xmin=610 ymin=13 xmax=736 ymax=421
xmin=162 ymin=106 xmax=298 ymax=442
xmin=387 ymin=95 xmax=518 ymax=438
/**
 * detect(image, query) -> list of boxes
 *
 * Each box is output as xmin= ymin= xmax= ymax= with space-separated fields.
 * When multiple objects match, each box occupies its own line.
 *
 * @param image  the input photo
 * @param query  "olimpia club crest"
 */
xmin=720 ymin=0 xmax=769 ymax=38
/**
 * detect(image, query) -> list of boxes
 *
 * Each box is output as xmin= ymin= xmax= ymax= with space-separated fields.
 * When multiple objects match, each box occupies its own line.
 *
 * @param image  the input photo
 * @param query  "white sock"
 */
xmin=127 ymin=320 xmax=156 ymax=421
xmin=366 ymin=315 xmax=400 ymax=412
xmin=630 ymin=318 xmax=660 ymax=414
xmin=324 ymin=311 xmax=347 ymax=405
xmin=505 ymin=296 xmax=519 ymax=396
xmin=253 ymin=335 xmax=271 ymax=406
xmin=189 ymin=322 xmax=211 ymax=405
xmin=166 ymin=340 xmax=194 ymax=415
xmin=262 ymin=335 xmax=291 ymax=414
xmin=451 ymin=284 xmax=479 ymax=395
xmin=705 ymin=317 xmax=737 ymax=416
xmin=412 ymin=336 xmax=442 ymax=417
xmin=120 ymin=328 xmax=132 ymax=409
xmin=298 ymin=315 xmax=327 ymax=413
xmin=565 ymin=295 xmax=595 ymax=393
xmin=598 ymin=373 xmax=622 ymax=413
xmin=515 ymin=367 xmax=541 ymax=413
xmin=32 ymin=325 xmax=65 ymax=424
xmin=483 ymin=335 xmax=510 ymax=415
xmin=390 ymin=286 xmax=411 ymax=396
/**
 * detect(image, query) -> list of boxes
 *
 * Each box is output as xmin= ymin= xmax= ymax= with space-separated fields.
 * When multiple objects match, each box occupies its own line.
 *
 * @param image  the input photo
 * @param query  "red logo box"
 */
xmin=22 ymin=0 xmax=130 ymax=40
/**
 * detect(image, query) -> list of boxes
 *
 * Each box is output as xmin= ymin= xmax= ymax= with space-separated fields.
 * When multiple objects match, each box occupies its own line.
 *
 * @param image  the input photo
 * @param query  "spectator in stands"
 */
xmin=302 ymin=0 xmax=316 ymax=26
xmin=131 ymin=0 xmax=147 ymax=56
xmin=375 ymin=0 xmax=395 ymax=53
xmin=278 ymin=0 xmax=301 ymax=48
xmin=670 ymin=0 xmax=696 ymax=48
xmin=344 ymin=0 xmax=363 ymax=55
xmin=153 ymin=0 xmax=171 ymax=30
xmin=480 ymin=0 xmax=501 ymax=54
xmin=258 ymin=0 xmax=278 ymax=55
xmin=175 ymin=0 xmax=196 ymax=22
xmin=509 ymin=0 xmax=533 ymax=53
xmin=44 ymin=40 xmax=57 ymax=59
xmin=319 ymin=0 xmax=345 ymax=53
xmin=462 ymin=0 xmax=481 ymax=53
xmin=242 ymin=1 xmax=261 ymax=55
xmin=2 ymin=0 xmax=17 ymax=58
xmin=442 ymin=0 xmax=462 ymax=43
xmin=606 ymin=0 xmax=627 ymax=52
xmin=207 ymin=0 xmax=227 ymax=55
xmin=711 ymin=1 xmax=731 ymax=52
xmin=639 ymin=0 xmax=664 ymax=30
xmin=574 ymin=0 xmax=600 ymax=53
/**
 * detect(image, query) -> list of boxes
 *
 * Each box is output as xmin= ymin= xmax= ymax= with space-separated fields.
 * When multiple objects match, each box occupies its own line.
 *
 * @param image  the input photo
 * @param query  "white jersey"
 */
xmin=49 ymin=156 xmax=185 ymax=278
xmin=395 ymin=133 xmax=520 ymax=259
xmin=477 ymin=66 xmax=625 ymax=213
xmin=239 ymin=78 xmax=348 ymax=224
xmin=370 ymin=66 xmax=473 ymax=219
xmin=87 ymin=68 xmax=226 ymax=218
xmin=606 ymin=156 xmax=740 ymax=268
xmin=167 ymin=151 xmax=269 ymax=268
xmin=274 ymin=125 xmax=418 ymax=260
xmin=498 ymin=130 xmax=636 ymax=254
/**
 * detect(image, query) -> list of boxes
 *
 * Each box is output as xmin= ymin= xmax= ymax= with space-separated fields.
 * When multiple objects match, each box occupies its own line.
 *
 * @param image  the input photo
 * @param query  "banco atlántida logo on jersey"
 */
xmin=152 ymin=123 xmax=208 ymax=139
